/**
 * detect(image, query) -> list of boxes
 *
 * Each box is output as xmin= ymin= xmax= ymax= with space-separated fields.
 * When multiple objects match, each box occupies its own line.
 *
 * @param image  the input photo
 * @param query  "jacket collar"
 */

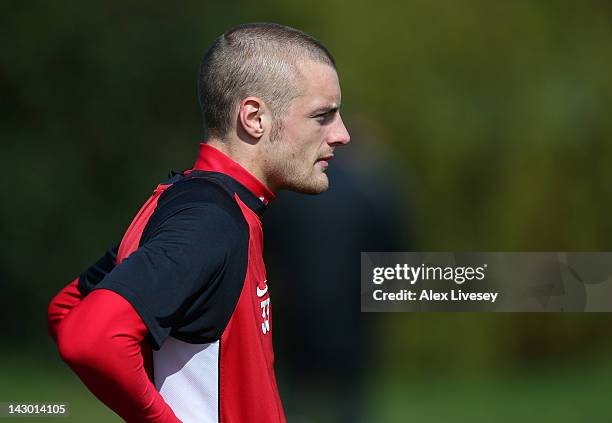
xmin=193 ymin=143 xmax=275 ymax=206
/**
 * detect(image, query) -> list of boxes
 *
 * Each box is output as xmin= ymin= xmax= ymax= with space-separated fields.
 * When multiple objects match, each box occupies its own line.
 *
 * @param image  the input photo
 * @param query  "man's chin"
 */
xmin=285 ymin=175 xmax=329 ymax=195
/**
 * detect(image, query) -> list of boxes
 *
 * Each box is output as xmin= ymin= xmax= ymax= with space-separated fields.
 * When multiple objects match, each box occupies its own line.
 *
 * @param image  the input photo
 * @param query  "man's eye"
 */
xmin=315 ymin=112 xmax=334 ymax=124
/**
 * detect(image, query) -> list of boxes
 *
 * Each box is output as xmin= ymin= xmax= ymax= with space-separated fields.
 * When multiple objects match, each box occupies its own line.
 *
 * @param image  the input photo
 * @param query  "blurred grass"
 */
xmin=367 ymin=359 xmax=612 ymax=422
xmin=0 ymin=353 xmax=120 ymax=422
xmin=3 ymin=351 xmax=611 ymax=422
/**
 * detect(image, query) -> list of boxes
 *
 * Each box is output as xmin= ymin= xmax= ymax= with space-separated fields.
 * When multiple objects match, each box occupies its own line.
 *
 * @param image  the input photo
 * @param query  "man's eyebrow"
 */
xmin=309 ymin=103 xmax=341 ymax=116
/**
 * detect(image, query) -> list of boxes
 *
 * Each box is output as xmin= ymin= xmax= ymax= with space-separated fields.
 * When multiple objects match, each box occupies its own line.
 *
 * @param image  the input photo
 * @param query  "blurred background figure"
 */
xmin=264 ymin=128 xmax=411 ymax=423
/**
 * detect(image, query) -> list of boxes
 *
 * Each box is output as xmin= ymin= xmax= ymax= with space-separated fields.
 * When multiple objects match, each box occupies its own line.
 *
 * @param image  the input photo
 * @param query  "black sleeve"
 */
xmin=78 ymin=245 xmax=119 ymax=296
xmin=93 ymin=200 xmax=249 ymax=350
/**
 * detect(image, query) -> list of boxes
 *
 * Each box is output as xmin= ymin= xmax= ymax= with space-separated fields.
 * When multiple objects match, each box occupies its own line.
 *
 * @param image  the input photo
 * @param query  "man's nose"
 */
xmin=328 ymin=116 xmax=351 ymax=146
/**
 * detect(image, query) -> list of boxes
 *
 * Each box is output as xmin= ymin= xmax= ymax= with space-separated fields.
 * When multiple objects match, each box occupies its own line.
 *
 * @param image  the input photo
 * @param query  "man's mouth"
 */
xmin=316 ymin=154 xmax=334 ymax=169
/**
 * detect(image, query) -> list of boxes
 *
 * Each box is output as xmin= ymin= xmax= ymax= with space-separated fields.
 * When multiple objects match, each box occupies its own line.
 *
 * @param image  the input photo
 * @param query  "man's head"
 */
xmin=198 ymin=23 xmax=350 ymax=194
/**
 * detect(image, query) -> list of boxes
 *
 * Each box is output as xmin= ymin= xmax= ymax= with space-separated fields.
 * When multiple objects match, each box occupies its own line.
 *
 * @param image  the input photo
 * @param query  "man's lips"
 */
xmin=316 ymin=154 xmax=334 ymax=166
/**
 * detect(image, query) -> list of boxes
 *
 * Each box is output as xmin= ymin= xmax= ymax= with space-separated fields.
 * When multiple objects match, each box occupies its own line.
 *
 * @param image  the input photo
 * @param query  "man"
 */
xmin=47 ymin=22 xmax=350 ymax=422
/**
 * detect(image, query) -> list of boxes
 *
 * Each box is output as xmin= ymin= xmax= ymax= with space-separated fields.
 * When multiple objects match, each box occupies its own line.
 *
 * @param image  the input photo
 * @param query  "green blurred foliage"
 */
xmin=255 ymin=0 xmax=612 ymax=251
xmin=2 ymin=1 xmax=612 ymax=420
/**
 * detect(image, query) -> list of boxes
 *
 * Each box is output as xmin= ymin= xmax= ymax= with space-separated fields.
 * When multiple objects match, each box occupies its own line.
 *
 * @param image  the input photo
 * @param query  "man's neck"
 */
xmin=205 ymin=138 xmax=276 ymax=194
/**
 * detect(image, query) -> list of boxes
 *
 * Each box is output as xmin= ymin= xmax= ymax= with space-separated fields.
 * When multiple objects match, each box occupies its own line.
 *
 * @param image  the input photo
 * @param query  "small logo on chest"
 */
xmin=257 ymin=280 xmax=271 ymax=335
xmin=256 ymin=282 xmax=268 ymax=298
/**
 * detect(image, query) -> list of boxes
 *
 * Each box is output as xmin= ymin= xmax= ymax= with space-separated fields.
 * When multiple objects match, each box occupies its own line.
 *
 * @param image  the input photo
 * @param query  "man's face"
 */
xmin=262 ymin=60 xmax=350 ymax=194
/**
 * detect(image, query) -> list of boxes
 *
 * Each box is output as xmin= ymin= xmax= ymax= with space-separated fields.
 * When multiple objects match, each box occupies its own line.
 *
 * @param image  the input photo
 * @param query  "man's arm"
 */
xmin=57 ymin=289 xmax=180 ymax=422
xmin=47 ymin=245 xmax=119 ymax=342
xmin=47 ymin=278 xmax=82 ymax=343
xmin=47 ymin=246 xmax=179 ymax=421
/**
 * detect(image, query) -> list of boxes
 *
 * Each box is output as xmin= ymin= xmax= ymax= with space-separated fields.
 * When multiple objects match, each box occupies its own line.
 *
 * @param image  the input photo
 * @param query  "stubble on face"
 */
xmin=264 ymin=117 xmax=330 ymax=195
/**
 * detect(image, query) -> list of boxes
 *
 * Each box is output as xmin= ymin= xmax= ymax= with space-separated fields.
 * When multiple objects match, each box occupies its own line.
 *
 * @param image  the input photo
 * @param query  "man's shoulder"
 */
xmin=141 ymin=173 xmax=249 ymax=245
xmin=160 ymin=173 xmax=239 ymax=210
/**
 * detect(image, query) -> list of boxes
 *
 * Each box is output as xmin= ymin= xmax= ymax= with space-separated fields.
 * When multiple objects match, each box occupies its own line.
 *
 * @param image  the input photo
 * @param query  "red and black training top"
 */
xmin=50 ymin=144 xmax=286 ymax=423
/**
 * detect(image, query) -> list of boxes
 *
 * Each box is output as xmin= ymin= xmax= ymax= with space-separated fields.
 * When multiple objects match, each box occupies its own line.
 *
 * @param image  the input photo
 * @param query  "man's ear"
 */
xmin=238 ymin=97 xmax=270 ymax=140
